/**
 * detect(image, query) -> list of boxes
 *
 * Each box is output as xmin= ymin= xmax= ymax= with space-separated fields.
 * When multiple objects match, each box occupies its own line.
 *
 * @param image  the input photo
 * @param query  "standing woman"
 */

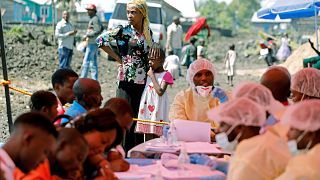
xmin=96 ymin=0 xmax=159 ymax=150
xmin=224 ymin=44 xmax=236 ymax=86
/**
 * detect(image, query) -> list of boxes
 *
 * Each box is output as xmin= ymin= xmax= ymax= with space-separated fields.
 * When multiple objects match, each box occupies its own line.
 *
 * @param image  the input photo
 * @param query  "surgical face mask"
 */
xmin=215 ymin=125 xmax=242 ymax=152
xmin=287 ymin=131 xmax=312 ymax=156
xmin=195 ymin=86 xmax=213 ymax=98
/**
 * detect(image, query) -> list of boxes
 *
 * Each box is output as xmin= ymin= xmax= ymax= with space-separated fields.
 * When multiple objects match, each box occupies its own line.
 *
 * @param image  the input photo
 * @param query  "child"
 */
xmin=197 ymin=38 xmax=206 ymax=59
xmin=181 ymin=37 xmax=197 ymax=69
xmin=163 ymin=50 xmax=180 ymax=80
xmin=30 ymin=90 xmax=59 ymax=122
xmin=136 ymin=49 xmax=174 ymax=138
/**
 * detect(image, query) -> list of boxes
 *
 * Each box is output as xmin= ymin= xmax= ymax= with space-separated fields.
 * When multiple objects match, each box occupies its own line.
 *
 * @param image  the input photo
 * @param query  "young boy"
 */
xmin=197 ymin=38 xmax=206 ymax=59
xmin=30 ymin=90 xmax=58 ymax=122
xmin=51 ymin=69 xmax=79 ymax=124
xmin=1 ymin=112 xmax=57 ymax=179
xmin=164 ymin=50 xmax=180 ymax=80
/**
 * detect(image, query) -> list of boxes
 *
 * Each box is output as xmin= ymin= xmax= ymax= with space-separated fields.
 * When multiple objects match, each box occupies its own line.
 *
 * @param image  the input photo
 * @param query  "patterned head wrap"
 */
xmin=127 ymin=0 xmax=152 ymax=47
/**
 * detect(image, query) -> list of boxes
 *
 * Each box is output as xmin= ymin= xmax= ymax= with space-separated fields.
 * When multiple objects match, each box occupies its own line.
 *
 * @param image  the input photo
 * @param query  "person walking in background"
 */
xmin=197 ymin=38 xmax=206 ymax=59
xmin=181 ymin=37 xmax=197 ymax=69
xmin=166 ymin=16 xmax=183 ymax=58
xmin=224 ymin=44 xmax=236 ymax=86
xmin=166 ymin=16 xmax=183 ymax=76
xmin=55 ymin=11 xmax=77 ymax=69
xmin=265 ymin=37 xmax=277 ymax=66
xmin=276 ymin=33 xmax=291 ymax=61
xmin=80 ymin=4 xmax=103 ymax=81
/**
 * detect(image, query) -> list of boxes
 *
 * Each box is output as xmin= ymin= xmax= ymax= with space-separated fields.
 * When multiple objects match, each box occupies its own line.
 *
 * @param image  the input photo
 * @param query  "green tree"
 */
xmin=229 ymin=0 xmax=260 ymax=28
xmin=197 ymin=0 xmax=260 ymax=30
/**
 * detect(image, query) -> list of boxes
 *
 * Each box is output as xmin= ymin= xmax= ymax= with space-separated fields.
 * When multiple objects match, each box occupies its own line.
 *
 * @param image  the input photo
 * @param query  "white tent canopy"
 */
xmin=251 ymin=12 xmax=291 ymax=23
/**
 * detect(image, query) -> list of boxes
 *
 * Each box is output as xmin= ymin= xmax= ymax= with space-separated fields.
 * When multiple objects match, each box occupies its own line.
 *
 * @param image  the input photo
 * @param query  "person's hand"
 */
xmin=95 ymin=168 xmax=118 ymax=180
xmin=107 ymin=151 xmax=122 ymax=161
xmin=147 ymin=67 xmax=154 ymax=77
xmin=110 ymin=159 xmax=130 ymax=172
xmin=96 ymin=164 xmax=118 ymax=180
xmin=150 ymin=42 xmax=161 ymax=58
xmin=68 ymin=30 xmax=77 ymax=36
xmin=189 ymin=154 xmax=218 ymax=170
xmin=82 ymin=35 xmax=89 ymax=41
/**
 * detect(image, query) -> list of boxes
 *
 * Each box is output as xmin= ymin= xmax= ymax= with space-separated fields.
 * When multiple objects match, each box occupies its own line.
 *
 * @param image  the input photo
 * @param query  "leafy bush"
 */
xmin=6 ymin=26 xmax=25 ymax=36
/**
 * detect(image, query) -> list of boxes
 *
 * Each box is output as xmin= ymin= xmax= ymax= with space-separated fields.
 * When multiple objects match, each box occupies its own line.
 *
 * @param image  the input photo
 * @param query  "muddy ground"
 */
xmin=0 ymin=26 xmax=268 ymax=141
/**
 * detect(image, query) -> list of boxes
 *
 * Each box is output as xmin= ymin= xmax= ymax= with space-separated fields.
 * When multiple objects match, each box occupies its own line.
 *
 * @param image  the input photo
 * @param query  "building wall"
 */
xmin=0 ymin=0 xmax=16 ymax=22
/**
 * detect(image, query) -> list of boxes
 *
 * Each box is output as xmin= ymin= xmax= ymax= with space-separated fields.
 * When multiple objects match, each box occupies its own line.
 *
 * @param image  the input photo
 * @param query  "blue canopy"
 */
xmin=257 ymin=0 xmax=320 ymax=19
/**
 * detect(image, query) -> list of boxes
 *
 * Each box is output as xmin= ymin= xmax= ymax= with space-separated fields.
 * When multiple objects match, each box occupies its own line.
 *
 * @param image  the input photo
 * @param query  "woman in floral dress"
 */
xmin=96 ymin=0 xmax=159 ymax=150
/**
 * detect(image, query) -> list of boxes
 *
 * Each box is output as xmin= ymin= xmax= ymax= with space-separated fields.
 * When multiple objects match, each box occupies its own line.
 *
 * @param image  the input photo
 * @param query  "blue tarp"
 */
xmin=257 ymin=0 xmax=320 ymax=19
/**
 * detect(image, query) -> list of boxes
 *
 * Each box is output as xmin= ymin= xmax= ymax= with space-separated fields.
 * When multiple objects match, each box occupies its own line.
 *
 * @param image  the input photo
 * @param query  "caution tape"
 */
xmin=133 ymin=118 xmax=169 ymax=125
xmin=1 ymin=80 xmax=32 ymax=96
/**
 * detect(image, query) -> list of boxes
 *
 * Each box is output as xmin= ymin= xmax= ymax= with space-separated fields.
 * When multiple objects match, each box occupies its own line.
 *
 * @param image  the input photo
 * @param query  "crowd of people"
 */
xmin=1 ymin=0 xmax=320 ymax=179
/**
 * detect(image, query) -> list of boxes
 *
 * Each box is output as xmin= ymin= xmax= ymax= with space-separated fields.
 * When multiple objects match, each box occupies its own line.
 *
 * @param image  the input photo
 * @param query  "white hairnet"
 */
xmin=281 ymin=99 xmax=320 ymax=132
xmin=291 ymin=68 xmax=320 ymax=98
xmin=207 ymin=97 xmax=266 ymax=127
xmin=186 ymin=58 xmax=216 ymax=87
xmin=232 ymin=82 xmax=284 ymax=115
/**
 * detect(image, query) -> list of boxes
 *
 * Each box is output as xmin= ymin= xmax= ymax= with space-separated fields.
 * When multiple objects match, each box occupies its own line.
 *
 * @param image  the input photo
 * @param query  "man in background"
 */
xmin=55 ymin=11 xmax=77 ymax=69
xmin=80 ymin=4 xmax=103 ymax=81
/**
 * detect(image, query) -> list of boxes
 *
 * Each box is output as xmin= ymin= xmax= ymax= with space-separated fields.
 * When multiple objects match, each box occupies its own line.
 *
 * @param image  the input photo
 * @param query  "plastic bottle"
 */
xmin=167 ymin=121 xmax=178 ymax=146
xmin=178 ymin=143 xmax=190 ymax=171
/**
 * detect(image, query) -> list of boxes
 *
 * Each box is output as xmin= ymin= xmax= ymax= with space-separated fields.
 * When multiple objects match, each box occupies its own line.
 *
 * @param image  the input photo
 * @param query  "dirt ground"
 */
xmin=0 ymin=28 xmax=268 ymax=142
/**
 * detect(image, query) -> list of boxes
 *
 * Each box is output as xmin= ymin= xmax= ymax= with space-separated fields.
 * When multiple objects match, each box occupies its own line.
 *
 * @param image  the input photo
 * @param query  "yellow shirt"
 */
xmin=276 ymin=144 xmax=320 ymax=180
xmin=169 ymin=87 xmax=220 ymax=128
xmin=227 ymin=130 xmax=291 ymax=180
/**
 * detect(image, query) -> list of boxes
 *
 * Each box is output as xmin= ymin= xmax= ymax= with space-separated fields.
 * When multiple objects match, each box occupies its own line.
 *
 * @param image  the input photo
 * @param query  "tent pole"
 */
xmin=0 ymin=9 xmax=13 ymax=133
xmin=314 ymin=0 xmax=319 ymax=50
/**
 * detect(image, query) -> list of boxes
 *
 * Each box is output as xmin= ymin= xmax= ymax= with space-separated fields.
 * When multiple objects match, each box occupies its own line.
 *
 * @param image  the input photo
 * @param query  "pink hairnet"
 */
xmin=281 ymin=99 xmax=320 ymax=132
xmin=291 ymin=68 xmax=320 ymax=98
xmin=232 ymin=82 xmax=284 ymax=115
xmin=207 ymin=97 xmax=266 ymax=127
xmin=186 ymin=58 xmax=216 ymax=87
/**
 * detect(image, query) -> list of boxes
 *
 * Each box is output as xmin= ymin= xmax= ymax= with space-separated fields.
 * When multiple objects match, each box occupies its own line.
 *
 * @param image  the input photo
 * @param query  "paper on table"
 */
xmin=145 ymin=142 xmax=180 ymax=153
xmin=174 ymin=119 xmax=211 ymax=142
xmin=115 ymin=165 xmax=152 ymax=179
xmin=184 ymin=142 xmax=223 ymax=154
xmin=138 ymin=163 xmax=226 ymax=179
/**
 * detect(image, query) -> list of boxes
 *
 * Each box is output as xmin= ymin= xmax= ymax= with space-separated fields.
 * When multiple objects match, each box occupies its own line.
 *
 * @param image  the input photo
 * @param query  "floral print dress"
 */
xmin=136 ymin=71 xmax=174 ymax=136
xmin=97 ymin=25 xmax=150 ymax=84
